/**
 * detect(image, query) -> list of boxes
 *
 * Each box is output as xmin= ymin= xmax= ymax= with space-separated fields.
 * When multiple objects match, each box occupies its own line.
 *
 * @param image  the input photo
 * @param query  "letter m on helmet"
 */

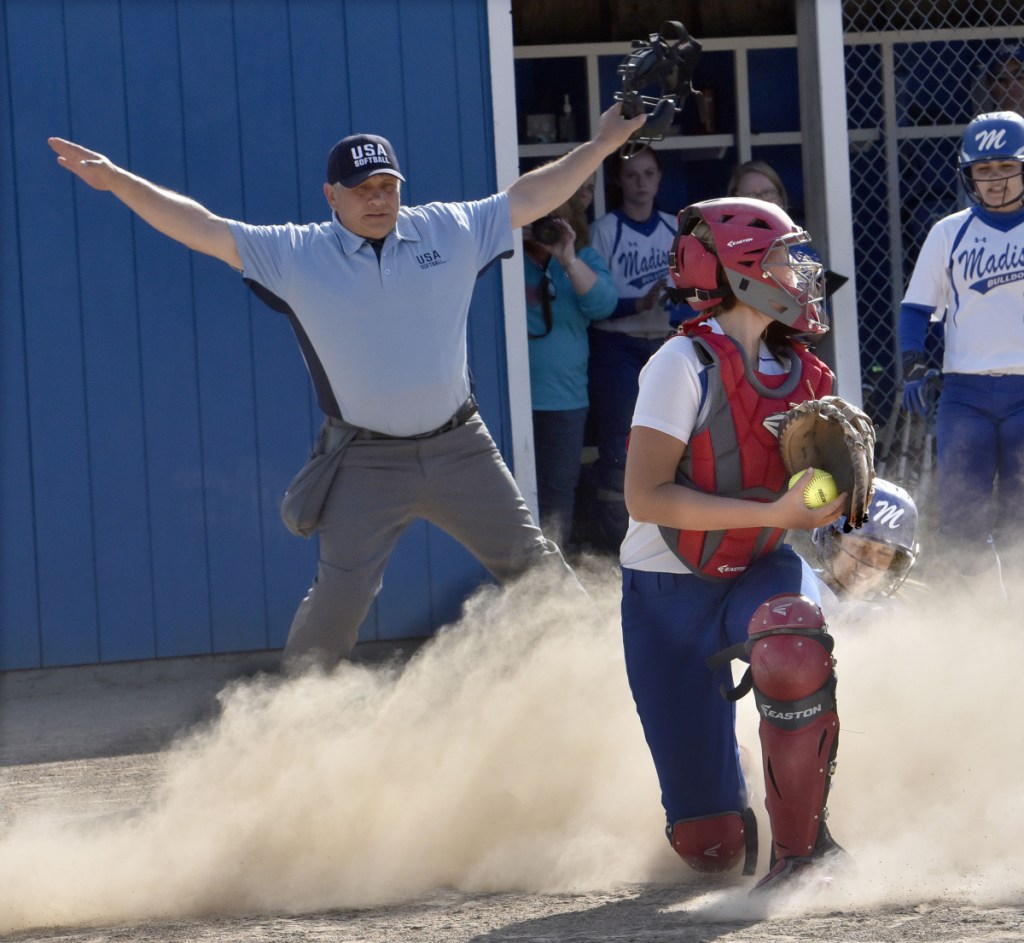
xmin=975 ymin=128 xmax=1008 ymax=152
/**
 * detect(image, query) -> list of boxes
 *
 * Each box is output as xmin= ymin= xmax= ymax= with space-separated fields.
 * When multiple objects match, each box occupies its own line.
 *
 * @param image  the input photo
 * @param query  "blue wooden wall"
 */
xmin=0 ymin=0 xmax=510 ymax=670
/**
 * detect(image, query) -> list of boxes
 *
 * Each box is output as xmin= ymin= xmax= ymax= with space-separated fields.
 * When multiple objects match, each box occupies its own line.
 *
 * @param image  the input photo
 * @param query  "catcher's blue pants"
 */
xmin=620 ymin=547 xmax=822 ymax=827
xmin=937 ymin=373 xmax=1024 ymax=549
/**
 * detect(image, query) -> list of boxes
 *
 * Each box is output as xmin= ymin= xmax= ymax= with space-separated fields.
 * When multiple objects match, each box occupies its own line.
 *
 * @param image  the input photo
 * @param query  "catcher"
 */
xmin=619 ymin=197 xmax=875 ymax=893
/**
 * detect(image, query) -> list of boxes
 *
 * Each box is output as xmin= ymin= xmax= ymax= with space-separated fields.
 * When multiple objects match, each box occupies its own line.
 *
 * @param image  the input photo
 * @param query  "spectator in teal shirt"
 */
xmin=525 ymin=175 xmax=616 ymax=547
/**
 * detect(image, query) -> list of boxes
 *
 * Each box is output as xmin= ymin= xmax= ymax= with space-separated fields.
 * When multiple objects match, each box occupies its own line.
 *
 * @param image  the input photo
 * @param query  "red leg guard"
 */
xmin=669 ymin=812 xmax=749 ymax=873
xmin=748 ymin=595 xmax=839 ymax=864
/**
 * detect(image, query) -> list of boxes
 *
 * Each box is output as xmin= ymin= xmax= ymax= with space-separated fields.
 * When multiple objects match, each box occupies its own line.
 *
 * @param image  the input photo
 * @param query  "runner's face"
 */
xmin=831 ymin=537 xmax=897 ymax=597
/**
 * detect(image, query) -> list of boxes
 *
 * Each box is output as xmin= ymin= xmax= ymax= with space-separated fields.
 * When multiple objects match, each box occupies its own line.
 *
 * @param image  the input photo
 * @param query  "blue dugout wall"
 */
xmin=1 ymin=0 xmax=511 ymax=670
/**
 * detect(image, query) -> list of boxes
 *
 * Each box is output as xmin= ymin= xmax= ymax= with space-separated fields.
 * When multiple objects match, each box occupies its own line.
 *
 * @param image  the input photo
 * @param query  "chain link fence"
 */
xmin=840 ymin=0 xmax=1024 ymax=535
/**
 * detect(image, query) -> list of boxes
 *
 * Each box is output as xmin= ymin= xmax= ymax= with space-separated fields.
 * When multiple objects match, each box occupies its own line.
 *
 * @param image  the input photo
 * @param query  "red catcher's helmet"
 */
xmin=668 ymin=197 xmax=828 ymax=335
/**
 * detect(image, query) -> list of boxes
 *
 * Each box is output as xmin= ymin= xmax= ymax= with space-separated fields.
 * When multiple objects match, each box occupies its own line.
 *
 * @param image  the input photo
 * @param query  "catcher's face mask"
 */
xmin=760 ymin=237 xmax=827 ymax=333
xmin=669 ymin=198 xmax=828 ymax=335
xmin=614 ymin=20 xmax=704 ymax=158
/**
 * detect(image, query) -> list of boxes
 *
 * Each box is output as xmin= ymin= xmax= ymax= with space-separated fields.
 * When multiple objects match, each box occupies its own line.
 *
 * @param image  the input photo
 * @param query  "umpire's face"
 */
xmin=324 ymin=175 xmax=401 ymax=240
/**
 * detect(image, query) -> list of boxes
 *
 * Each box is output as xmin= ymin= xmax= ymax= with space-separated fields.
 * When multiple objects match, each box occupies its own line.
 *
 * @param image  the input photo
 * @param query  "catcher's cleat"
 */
xmin=750 ymin=824 xmax=850 ymax=895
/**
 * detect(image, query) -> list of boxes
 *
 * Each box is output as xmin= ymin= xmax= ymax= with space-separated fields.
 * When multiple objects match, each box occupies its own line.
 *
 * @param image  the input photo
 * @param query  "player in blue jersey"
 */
xmin=898 ymin=111 xmax=1024 ymax=586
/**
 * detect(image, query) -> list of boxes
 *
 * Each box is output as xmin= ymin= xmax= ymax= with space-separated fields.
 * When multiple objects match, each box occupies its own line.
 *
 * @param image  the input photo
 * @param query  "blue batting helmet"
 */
xmin=812 ymin=478 xmax=919 ymax=599
xmin=958 ymin=111 xmax=1024 ymax=207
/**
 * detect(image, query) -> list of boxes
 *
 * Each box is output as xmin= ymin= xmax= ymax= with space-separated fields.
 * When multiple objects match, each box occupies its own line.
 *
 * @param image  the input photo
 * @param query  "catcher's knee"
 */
xmin=747 ymin=594 xmax=835 ymax=708
xmin=668 ymin=809 xmax=758 ymax=875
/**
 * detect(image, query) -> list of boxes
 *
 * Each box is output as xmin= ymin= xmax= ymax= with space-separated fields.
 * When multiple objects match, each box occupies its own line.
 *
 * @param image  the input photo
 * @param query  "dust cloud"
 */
xmin=0 ymin=555 xmax=1021 ymax=932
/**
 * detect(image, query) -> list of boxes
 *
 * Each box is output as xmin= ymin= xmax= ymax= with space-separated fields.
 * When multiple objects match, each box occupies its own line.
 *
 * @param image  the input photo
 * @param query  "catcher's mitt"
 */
xmin=778 ymin=396 xmax=876 ymax=530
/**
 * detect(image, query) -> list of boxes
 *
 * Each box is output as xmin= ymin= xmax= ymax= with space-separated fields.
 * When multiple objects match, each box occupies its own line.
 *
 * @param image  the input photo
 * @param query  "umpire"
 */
xmin=48 ymin=103 xmax=646 ymax=670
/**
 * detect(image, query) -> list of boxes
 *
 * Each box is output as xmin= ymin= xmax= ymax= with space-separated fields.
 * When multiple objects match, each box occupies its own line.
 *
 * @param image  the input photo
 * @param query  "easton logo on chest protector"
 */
xmin=761 ymin=410 xmax=789 ymax=439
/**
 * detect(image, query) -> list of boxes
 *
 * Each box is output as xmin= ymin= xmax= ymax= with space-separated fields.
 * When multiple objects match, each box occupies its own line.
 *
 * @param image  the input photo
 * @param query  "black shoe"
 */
xmin=751 ymin=826 xmax=850 ymax=895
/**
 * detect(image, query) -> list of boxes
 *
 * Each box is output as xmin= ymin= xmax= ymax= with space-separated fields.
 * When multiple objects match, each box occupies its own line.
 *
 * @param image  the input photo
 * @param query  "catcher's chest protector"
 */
xmin=661 ymin=328 xmax=832 ymax=579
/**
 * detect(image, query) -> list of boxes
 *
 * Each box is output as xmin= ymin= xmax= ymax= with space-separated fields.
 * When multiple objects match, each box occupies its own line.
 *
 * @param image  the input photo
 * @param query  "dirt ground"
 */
xmin=2 ymin=557 xmax=1023 ymax=942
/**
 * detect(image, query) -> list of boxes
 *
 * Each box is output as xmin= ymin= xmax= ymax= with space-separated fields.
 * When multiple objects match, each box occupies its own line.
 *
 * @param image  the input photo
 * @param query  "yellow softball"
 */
xmin=788 ymin=468 xmax=838 ymax=509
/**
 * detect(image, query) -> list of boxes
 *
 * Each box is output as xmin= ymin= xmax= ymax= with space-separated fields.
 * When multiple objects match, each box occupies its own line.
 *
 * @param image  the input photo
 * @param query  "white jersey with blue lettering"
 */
xmin=590 ymin=207 xmax=678 ymax=335
xmin=902 ymin=204 xmax=1024 ymax=375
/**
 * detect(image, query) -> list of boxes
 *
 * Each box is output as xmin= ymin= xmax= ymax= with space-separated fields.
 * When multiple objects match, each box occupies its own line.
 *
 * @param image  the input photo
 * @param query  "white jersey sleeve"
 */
xmin=619 ymin=333 xmax=703 ymax=573
xmin=631 ymin=334 xmax=704 ymax=442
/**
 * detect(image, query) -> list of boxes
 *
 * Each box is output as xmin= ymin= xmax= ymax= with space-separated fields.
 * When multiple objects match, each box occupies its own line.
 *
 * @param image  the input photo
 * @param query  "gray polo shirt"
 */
xmin=230 ymin=193 xmax=513 ymax=436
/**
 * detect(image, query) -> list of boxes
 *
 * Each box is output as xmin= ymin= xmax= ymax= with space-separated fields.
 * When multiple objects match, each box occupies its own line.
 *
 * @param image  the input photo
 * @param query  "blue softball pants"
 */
xmin=620 ymin=547 xmax=822 ymax=826
xmin=937 ymin=373 xmax=1024 ymax=547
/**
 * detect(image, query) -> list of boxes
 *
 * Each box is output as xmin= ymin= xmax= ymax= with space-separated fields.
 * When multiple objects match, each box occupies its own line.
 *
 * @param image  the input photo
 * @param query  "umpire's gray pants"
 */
xmin=283 ymin=414 xmax=571 ymax=669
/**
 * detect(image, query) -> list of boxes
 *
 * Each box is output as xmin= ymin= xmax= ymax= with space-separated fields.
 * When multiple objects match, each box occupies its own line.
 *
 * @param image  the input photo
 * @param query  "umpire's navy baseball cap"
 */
xmin=326 ymin=134 xmax=405 ymax=188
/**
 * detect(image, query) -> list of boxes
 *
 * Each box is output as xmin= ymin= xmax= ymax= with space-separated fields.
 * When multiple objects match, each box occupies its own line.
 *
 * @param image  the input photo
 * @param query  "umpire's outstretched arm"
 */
xmin=47 ymin=136 xmax=242 ymax=270
xmin=504 ymin=102 xmax=645 ymax=230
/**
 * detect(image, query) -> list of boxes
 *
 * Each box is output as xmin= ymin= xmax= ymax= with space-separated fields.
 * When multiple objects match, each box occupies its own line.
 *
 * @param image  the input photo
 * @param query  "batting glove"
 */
xmin=901 ymin=355 xmax=938 ymax=416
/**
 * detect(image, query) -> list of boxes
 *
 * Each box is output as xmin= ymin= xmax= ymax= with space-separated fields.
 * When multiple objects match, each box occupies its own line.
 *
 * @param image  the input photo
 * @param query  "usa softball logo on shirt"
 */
xmin=416 ymin=249 xmax=446 ymax=269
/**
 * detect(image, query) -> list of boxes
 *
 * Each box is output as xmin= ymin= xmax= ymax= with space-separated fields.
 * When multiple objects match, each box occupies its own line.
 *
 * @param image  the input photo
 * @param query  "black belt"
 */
xmin=353 ymin=396 xmax=478 ymax=441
